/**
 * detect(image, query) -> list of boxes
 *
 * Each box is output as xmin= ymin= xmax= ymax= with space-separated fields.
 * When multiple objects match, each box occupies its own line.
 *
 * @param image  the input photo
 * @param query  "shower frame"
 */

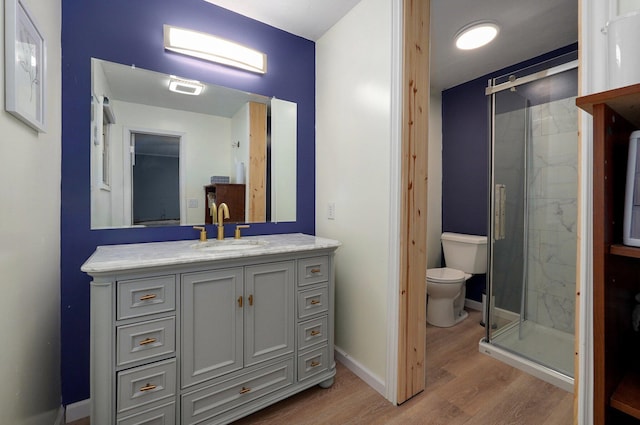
xmin=481 ymin=57 xmax=579 ymax=392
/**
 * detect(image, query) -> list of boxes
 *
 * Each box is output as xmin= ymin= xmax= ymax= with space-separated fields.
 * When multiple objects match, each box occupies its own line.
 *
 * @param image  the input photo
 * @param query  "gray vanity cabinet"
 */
xmin=82 ymin=233 xmax=340 ymax=425
xmin=243 ymin=261 xmax=295 ymax=366
xmin=181 ymin=262 xmax=295 ymax=388
xmin=181 ymin=268 xmax=244 ymax=387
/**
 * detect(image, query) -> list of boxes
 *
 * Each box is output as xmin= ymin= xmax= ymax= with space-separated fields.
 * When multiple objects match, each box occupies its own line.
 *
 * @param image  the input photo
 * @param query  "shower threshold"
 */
xmin=479 ymin=333 xmax=574 ymax=392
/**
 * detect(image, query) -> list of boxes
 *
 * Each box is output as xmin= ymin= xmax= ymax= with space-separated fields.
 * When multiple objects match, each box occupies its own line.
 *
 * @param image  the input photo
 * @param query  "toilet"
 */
xmin=426 ymin=232 xmax=487 ymax=327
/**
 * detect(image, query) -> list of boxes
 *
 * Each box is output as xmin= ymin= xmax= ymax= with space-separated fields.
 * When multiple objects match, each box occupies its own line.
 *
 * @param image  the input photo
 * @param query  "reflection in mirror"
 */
xmin=90 ymin=58 xmax=297 ymax=229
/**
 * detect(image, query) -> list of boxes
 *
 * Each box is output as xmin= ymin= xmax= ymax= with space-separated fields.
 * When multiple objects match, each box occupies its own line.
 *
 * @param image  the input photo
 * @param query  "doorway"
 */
xmin=130 ymin=132 xmax=181 ymax=226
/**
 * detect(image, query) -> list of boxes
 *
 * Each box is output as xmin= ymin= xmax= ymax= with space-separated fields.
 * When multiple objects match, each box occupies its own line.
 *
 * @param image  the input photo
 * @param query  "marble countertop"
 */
xmin=81 ymin=233 xmax=341 ymax=274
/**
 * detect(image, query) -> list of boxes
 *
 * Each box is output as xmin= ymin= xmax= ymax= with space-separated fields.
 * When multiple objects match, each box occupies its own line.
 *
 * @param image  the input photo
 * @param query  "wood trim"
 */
xmin=574 ymin=83 xmax=640 ymax=127
xmin=248 ymin=102 xmax=267 ymax=222
xmin=397 ymin=0 xmax=429 ymax=404
xmin=591 ymin=103 xmax=607 ymax=425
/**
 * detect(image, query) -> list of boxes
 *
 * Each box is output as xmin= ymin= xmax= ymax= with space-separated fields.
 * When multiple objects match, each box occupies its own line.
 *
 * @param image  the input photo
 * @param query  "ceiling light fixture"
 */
xmin=455 ymin=21 xmax=499 ymax=50
xmin=163 ymin=24 xmax=267 ymax=74
xmin=169 ymin=76 xmax=205 ymax=96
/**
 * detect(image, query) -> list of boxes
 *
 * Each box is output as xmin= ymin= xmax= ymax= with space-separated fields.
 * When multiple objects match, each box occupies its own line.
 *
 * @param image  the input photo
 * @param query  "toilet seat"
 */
xmin=426 ymin=267 xmax=465 ymax=283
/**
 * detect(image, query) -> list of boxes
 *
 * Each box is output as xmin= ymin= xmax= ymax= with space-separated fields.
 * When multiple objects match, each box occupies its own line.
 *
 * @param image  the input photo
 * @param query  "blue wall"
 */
xmin=441 ymin=43 xmax=578 ymax=302
xmin=61 ymin=0 xmax=315 ymax=404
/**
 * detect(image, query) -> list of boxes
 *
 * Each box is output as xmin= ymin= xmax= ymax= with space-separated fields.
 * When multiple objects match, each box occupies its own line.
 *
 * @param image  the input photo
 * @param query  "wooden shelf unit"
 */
xmin=577 ymin=83 xmax=640 ymax=424
xmin=610 ymin=244 xmax=640 ymax=259
xmin=204 ymin=183 xmax=246 ymax=224
xmin=611 ymin=371 xmax=640 ymax=420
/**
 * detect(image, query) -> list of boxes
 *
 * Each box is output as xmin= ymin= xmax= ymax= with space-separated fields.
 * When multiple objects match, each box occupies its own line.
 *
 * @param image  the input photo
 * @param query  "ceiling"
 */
xmin=97 ymin=59 xmax=270 ymax=118
xmin=203 ymin=0 xmax=578 ymax=92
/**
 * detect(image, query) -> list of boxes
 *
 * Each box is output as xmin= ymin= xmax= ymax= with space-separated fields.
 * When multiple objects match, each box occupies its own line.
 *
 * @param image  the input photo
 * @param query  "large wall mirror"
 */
xmin=90 ymin=58 xmax=297 ymax=229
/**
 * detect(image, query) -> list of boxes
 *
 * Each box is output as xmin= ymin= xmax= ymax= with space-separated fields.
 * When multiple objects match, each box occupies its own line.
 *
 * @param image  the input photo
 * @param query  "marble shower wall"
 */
xmin=526 ymin=97 xmax=578 ymax=334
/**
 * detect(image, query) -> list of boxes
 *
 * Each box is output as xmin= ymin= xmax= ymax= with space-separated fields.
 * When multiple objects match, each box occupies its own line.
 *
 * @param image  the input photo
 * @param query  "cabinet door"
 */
xmin=182 ymin=268 xmax=243 ymax=387
xmin=244 ymin=261 xmax=295 ymax=366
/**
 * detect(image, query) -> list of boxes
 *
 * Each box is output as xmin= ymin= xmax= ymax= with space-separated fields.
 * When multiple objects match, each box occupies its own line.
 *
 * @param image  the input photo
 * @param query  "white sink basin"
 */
xmin=191 ymin=239 xmax=268 ymax=251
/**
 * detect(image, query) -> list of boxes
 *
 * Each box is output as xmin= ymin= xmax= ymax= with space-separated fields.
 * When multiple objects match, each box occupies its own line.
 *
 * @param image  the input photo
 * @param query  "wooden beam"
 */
xmin=248 ymin=102 xmax=267 ymax=222
xmin=397 ymin=0 xmax=429 ymax=404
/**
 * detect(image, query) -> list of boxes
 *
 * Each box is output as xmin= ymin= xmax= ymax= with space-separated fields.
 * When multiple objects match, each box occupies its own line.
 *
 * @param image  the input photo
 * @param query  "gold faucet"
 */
xmin=216 ymin=203 xmax=230 ymax=240
xmin=193 ymin=226 xmax=207 ymax=242
xmin=235 ymin=225 xmax=250 ymax=239
xmin=210 ymin=202 xmax=218 ymax=224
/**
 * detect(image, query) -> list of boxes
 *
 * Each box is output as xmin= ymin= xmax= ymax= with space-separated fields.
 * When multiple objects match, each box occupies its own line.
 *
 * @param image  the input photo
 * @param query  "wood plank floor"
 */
xmin=69 ymin=309 xmax=573 ymax=425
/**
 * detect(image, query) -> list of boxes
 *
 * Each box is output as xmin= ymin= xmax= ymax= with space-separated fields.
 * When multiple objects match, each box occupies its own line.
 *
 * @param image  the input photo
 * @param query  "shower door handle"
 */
xmin=494 ymin=184 xmax=506 ymax=240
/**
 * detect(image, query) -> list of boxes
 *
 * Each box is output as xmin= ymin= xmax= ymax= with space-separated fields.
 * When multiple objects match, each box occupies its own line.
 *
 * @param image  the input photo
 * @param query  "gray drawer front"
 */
xmin=117 ymin=359 xmax=176 ymax=414
xmin=297 ymin=256 xmax=329 ymax=286
xmin=297 ymin=285 xmax=329 ymax=319
xmin=117 ymin=402 xmax=175 ymax=425
xmin=118 ymin=276 xmax=176 ymax=320
xmin=297 ymin=316 xmax=328 ymax=351
xmin=117 ymin=317 xmax=176 ymax=367
xmin=182 ymin=358 xmax=294 ymax=424
xmin=297 ymin=345 xmax=329 ymax=382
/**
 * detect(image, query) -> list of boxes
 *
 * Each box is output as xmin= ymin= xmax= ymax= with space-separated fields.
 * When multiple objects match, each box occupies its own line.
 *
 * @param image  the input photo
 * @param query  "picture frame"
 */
xmin=5 ymin=0 xmax=46 ymax=133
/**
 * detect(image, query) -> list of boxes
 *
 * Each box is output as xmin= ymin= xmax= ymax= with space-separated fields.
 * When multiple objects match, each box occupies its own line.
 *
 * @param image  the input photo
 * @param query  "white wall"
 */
xmin=271 ymin=98 xmax=297 ymax=222
xmin=90 ymin=61 xmax=114 ymax=227
xmin=99 ymin=100 xmax=231 ymax=227
xmin=618 ymin=0 xmax=640 ymax=14
xmin=428 ymin=95 xmax=443 ymax=268
xmin=316 ymin=0 xmax=393 ymax=390
xmin=0 ymin=0 xmax=62 ymax=423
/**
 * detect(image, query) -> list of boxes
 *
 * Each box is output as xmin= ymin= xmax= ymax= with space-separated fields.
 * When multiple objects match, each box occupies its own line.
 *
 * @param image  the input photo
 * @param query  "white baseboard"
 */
xmin=54 ymin=406 xmax=65 ymax=425
xmin=335 ymin=346 xmax=385 ymax=397
xmin=464 ymin=298 xmax=482 ymax=311
xmin=494 ymin=306 xmax=519 ymax=322
xmin=65 ymin=399 xmax=90 ymax=423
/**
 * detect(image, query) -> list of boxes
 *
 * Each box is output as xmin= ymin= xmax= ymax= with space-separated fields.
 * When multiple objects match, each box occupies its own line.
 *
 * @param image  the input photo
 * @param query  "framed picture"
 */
xmin=5 ymin=0 xmax=46 ymax=133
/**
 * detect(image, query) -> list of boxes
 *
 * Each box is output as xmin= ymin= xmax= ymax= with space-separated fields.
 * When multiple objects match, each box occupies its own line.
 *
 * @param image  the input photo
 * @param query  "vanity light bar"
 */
xmin=163 ymin=24 xmax=267 ymax=74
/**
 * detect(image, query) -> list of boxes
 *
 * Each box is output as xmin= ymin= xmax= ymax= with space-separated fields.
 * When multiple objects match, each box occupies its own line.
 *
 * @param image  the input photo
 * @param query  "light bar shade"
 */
xmin=164 ymin=25 xmax=267 ymax=74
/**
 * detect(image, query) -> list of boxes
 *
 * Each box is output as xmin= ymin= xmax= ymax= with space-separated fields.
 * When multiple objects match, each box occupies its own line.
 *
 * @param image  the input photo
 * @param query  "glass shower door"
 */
xmin=489 ymin=88 xmax=528 ymax=335
xmin=487 ymin=65 xmax=578 ymax=378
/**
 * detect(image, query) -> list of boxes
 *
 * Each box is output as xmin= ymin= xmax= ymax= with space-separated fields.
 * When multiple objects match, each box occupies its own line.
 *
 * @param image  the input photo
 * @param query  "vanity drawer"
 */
xmin=297 ymin=316 xmax=328 ymax=351
xmin=297 ymin=256 xmax=329 ymax=286
xmin=117 ymin=317 xmax=176 ymax=367
xmin=181 ymin=358 xmax=293 ymax=424
xmin=297 ymin=345 xmax=329 ymax=382
xmin=117 ymin=402 xmax=175 ymax=425
xmin=297 ymin=285 xmax=329 ymax=319
xmin=117 ymin=358 xmax=176 ymax=414
xmin=118 ymin=276 xmax=176 ymax=320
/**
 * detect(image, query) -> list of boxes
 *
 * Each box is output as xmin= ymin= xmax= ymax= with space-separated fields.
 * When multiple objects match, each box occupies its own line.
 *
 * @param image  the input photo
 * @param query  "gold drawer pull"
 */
xmin=139 ymin=294 xmax=157 ymax=301
xmin=249 ymin=294 xmax=254 ymax=306
xmin=140 ymin=383 xmax=157 ymax=392
xmin=238 ymin=296 xmax=243 ymax=308
xmin=310 ymin=330 xmax=321 ymax=337
xmin=310 ymin=268 xmax=321 ymax=274
xmin=139 ymin=337 xmax=157 ymax=346
xmin=310 ymin=300 xmax=321 ymax=305
xmin=239 ymin=386 xmax=251 ymax=394
xmin=310 ymin=361 xmax=321 ymax=368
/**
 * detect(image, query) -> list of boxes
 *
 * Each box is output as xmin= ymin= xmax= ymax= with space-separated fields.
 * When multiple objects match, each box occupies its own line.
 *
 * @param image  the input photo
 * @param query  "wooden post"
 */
xmin=249 ymin=102 xmax=267 ymax=222
xmin=397 ymin=0 xmax=429 ymax=404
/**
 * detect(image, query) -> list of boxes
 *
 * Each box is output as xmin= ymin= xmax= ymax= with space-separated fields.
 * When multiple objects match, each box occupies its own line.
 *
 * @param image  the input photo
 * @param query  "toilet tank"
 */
xmin=441 ymin=232 xmax=487 ymax=274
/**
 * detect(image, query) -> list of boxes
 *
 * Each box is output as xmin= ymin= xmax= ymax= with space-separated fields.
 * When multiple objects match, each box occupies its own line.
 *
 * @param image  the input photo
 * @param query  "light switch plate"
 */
xmin=327 ymin=203 xmax=336 ymax=220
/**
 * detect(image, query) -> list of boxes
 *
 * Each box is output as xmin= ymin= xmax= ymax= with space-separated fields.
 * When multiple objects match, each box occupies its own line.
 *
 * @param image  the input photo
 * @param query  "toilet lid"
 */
xmin=426 ymin=267 xmax=466 ymax=283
